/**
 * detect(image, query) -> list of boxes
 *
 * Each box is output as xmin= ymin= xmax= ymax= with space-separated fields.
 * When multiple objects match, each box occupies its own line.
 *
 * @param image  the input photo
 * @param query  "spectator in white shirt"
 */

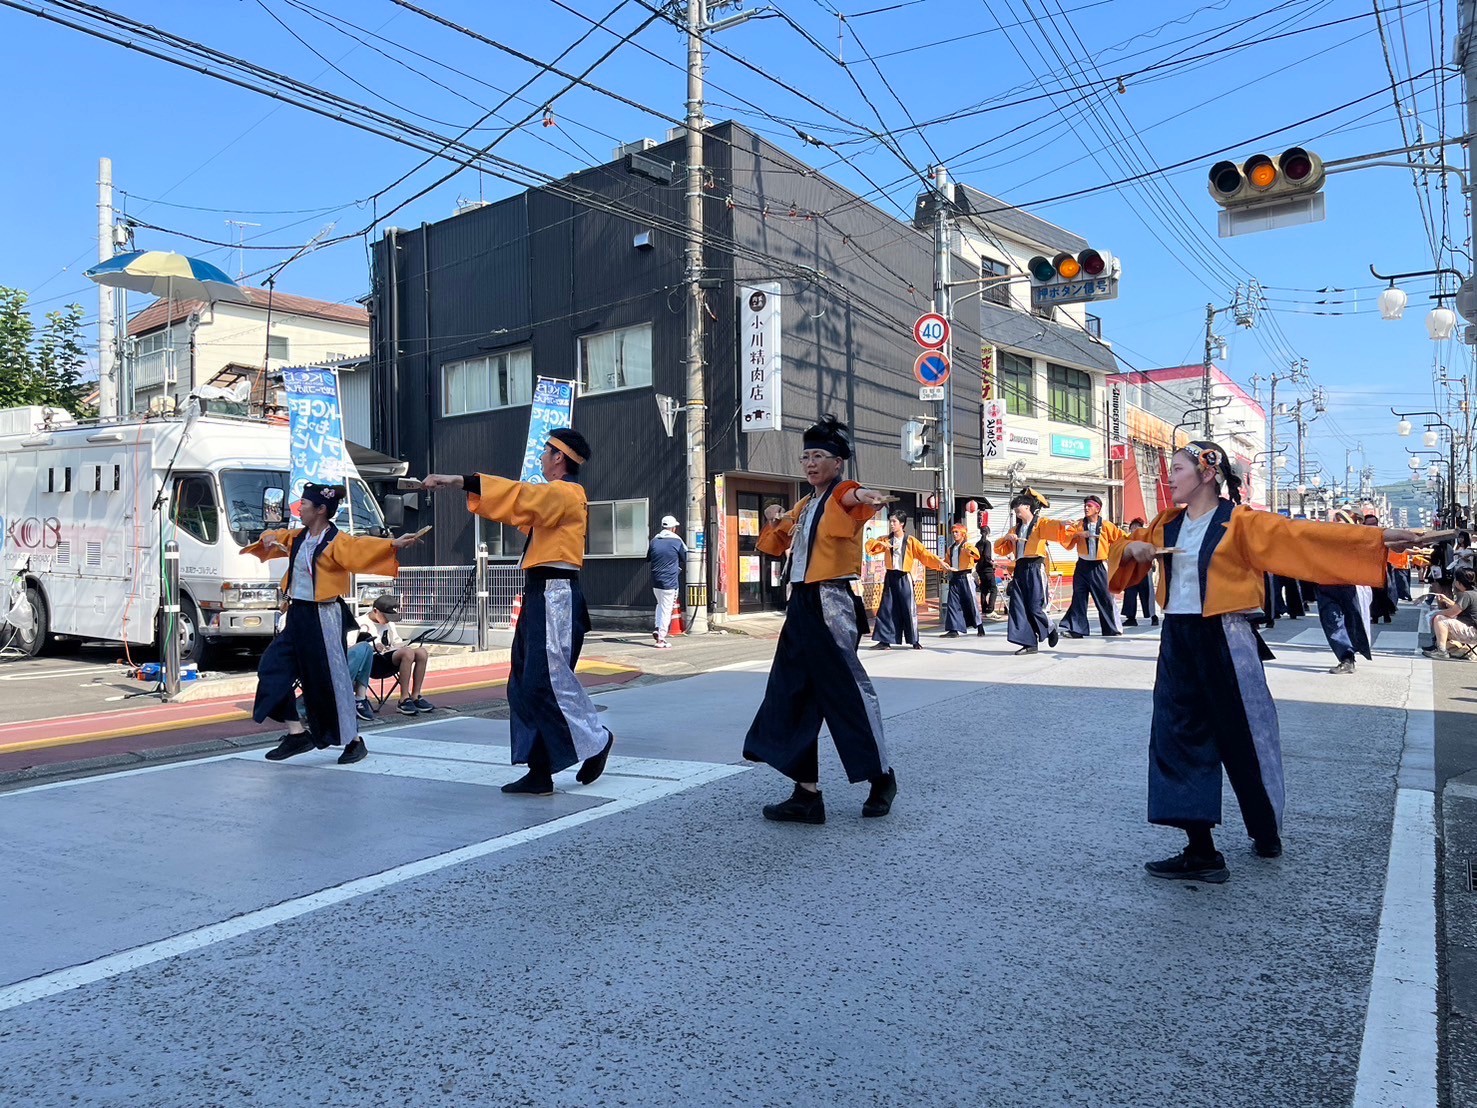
xmin=368 ymin=594 xmax=434 ymax=715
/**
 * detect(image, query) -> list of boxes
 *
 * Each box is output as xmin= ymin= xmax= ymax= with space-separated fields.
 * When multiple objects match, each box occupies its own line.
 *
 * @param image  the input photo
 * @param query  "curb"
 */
xmin=166 ymin=648 xmax=514 ymax=703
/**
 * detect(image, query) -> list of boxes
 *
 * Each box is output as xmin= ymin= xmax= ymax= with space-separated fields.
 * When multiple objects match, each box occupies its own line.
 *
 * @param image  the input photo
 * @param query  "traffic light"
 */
xmin=901 ymin=419 xmax=930 ymax=465
xmin=1026 ymin=249 xmax=1120 ymax=307
xmin=1208 ymin=147 xmax=1326 ymax=237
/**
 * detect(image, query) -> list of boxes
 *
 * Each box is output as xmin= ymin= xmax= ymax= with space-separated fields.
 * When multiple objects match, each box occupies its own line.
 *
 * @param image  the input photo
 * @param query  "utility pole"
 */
xmin=934 ymin=163 xmax=954 ymax=555
xmin=1202 ymin=301 xmax=1216 ymax=436
xmin=1268 ymin=370 xmax=1278 ymax=513
xmin=1294 ymin=407 xmax=1307 ymax=517
xmin=97 ymin=157 xmax=117 ymax=420
xmin=683 ymin=0 xmax=711 ymax=636
xmin=680 ymin=1 xmax=750 ymax=634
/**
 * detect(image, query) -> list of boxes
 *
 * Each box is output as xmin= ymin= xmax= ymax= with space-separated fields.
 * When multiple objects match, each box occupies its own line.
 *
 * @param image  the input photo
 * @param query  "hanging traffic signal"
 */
xmin=1026 ymin=248 xmax=1120 ymax=307
xmin=1208 ymin=147 xmax=1326 ymax=237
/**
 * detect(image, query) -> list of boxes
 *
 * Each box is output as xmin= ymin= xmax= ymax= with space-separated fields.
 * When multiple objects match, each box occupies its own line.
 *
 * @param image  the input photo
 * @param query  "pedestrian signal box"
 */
xmin=1027 ymin=249 xmax=1120 ymax=308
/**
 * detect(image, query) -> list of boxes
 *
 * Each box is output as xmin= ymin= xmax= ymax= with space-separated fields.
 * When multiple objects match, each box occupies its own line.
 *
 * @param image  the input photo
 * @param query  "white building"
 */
xmin=935 ymin=183 xmax=1121 ymax=529
xmin=1108 ymin=364 xmax=1268 ymax=509
xmin=125 ymin=288 xmax=369 ymax=414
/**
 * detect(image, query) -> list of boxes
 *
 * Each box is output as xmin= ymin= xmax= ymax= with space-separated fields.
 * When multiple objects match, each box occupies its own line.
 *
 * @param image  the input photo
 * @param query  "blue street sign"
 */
xmin=1050 ymin=433 xmax=1093 ymax=460
xmin=914 ymin=350 xmax=951 ymax=385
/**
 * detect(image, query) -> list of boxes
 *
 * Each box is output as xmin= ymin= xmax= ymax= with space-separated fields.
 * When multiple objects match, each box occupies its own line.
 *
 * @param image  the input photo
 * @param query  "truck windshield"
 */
xmin=222 ymin=470 xmax=387 ymax=546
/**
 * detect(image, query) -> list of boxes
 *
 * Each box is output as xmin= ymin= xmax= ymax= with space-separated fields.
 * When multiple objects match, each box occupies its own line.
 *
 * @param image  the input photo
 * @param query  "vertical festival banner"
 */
xmin=282 ymin=367 xmax=356 ymax=505
xmin=520 ymin=376 xmax=577 ymax=483
xmin=740 ymin=281 xmax=783 ymax=432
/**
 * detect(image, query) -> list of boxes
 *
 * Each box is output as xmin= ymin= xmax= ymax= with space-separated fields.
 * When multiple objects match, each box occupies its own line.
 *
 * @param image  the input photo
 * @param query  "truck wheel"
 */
xmin=175 ymin=597 xmax=213 ymax=669
xmin=12 ymin=585 xmax=47 ymax=657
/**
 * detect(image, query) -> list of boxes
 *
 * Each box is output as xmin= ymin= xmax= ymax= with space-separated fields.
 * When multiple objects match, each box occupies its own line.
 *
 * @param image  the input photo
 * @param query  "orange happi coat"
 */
xmin=1106 ymin=501 xmax=1387 ymax=617
xmin=758 ymin=480 xmax=877 ymax=582
xmin=865 ymin=534 xmax=945 ymax=574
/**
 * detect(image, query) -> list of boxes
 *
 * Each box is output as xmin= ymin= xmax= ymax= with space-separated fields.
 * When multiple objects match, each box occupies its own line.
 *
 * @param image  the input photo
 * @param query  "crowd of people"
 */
xmin=241 ymin=419 xmax=1426 ymax=887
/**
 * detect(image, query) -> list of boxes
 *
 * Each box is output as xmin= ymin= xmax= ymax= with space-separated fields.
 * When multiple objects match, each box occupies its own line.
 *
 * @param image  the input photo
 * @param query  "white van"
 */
xmin=0 ymin=405 xmax=394 ymax=663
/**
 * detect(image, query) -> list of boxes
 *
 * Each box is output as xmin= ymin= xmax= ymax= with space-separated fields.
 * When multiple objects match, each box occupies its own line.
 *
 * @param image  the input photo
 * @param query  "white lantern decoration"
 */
xmin=1428 ymin=305 xmax=1458 ymax=341
xmin=1378 ymin=285 xmax=1408 ymax=320
xmin=1423 ymin=428 xmax=1439 ymax=448
xmin=1409 ymin=455 xmax=1423 ymax=470
xmin=1397 ymin=418 xmax=1413 ymax=436
xmin=1311 ymin=474 xmax=1323 ymax=487
xmin=1296 ymin=482 xmax=1307 ymax=495
xmin=1275 ymin=455 xmax=1288 ymax=470
xmin=1429 ymin=463 xmax=1441 ymax=478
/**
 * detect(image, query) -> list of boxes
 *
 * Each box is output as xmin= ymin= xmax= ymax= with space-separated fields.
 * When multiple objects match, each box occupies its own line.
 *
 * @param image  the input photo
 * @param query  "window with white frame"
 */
xmin=442 ymin=348 xmax=533 ymax=416
xmin=578 ymin=323 xmax=652 ymax=395
xmin=483 ymin=520 xmax=527 ymax=560
xmin=587 ymin=498 xmax=649 ymax=557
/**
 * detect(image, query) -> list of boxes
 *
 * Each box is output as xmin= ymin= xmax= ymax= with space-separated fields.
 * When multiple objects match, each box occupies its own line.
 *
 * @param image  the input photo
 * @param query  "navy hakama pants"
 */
xmin=509 ymin=571 xmax=608 ymax=774
xmin=1060 ymin=559 xmax=1120 ymax=636
xmin=1122 ymin=575 xmax=1155 ymax=622
xmin=1316 ymin=584 xmax=1373 ymax=663
xmin=1006 ymin=557 xmax=1055 ymax=649
xmin=872 ymin=569 xmax=919 ymax=646
xmin=1150 ymin=615 xmax=1283 ymax=840
xmin=253 ymin=599 xmax=359 ymax=749
xmin=1394 ymin=567 xmax=1412 ymax=601
xmin=744 ymin=581 xmax=888 ymax=784
xmin=943 ymin=571 xmax=982 ymax=632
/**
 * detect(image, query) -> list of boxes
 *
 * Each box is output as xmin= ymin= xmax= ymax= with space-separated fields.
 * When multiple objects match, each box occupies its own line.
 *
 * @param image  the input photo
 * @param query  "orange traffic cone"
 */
xmin=668 ymin=603 xmax=685 ymax=637
xmin=510 ymin=592 xmax=523 ymax=631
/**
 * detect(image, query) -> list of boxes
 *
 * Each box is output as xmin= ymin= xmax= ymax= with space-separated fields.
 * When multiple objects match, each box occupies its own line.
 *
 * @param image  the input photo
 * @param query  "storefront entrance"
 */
xmin=735 ymin=490 xmax=789 ymax=612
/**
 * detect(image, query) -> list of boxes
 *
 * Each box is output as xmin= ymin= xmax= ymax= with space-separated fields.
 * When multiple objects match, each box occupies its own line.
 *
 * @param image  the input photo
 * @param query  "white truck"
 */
xmin=0 ymin=405 xmax=394 ymax=663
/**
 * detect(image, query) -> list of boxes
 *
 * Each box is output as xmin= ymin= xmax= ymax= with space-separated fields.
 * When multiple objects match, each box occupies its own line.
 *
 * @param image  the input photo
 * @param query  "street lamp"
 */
xmin=1276 ymin=454 xmax=1288 ymax=470
xmin=1398 ymin=419 xmax=1413 ymax=436
xmin=1424 ymin=428 xmax=1440 ymax=448
xmin=1394 ymin=407 xmax=1458 ymax=524
xmin=1311 ymin=473 xmax=1323 ymax=487
xmin=1429 ymin=306 xmax=1459 ymax=341
xmin=1378 ymin=283 xmax=1408 ymax=320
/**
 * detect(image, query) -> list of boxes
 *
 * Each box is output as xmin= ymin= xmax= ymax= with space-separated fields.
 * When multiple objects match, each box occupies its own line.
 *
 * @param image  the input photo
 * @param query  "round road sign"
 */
xmin=914 ymin=350 xmax=951 ymax=386
xmin=914 ymin=312 xmax=950 ymax=349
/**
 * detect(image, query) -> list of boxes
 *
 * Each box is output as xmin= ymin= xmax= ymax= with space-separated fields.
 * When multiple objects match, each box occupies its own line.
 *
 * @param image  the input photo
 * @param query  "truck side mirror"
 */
xmin=262 ymin=487 xmax=285 ymax=525
xmin=383 ymin=494 xmax=405 ymax=528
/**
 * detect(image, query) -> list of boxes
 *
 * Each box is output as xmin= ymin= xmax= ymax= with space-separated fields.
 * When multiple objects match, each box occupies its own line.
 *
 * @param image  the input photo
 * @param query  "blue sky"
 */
xmin=1 ymin=0 xmax=1463 ymax=493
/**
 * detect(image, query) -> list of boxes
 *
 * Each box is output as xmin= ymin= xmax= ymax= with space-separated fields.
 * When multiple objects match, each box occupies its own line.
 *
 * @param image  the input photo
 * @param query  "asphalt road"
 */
xmin=0 ymin=611 xmax=1437 ymax=1107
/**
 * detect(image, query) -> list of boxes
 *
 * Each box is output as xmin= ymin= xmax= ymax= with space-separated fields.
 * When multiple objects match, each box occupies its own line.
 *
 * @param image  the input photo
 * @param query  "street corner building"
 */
xmin=364 ymin=122 xmax=1128 ymax=618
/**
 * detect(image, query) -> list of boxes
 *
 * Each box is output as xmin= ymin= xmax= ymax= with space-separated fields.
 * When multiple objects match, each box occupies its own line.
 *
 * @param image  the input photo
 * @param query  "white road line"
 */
xmin=1373 ymin=631 xmax=1419 ymax=653
xmin=1351 ymin=790 xmax=1438 ymax=1108
xmin=1351 ymin=654 xmax=1438 ymax=1108
xmin=0 ymin=760 xmax=747 ymax=1014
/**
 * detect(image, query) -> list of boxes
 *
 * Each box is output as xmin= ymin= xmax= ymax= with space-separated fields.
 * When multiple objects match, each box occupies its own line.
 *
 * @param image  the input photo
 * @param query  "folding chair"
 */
xmin=369 ymin=671 xmax=402 ymax=710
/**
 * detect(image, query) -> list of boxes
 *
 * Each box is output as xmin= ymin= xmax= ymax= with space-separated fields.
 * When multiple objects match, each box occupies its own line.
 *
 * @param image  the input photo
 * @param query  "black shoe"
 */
xmin=1144 ymin=848 xmax=1229 ymax=883
xmin=870 ymin=642 xmax=891 ymax=650
xmin=1253 ymin=836 xmax=1283 ymax=859
xmin=1150 ymin=617 xmax=1160 ymax=626
xmin=940 ymin=630 xmax=960 ymax=638
xmin=265 ymin=733 xmax=317 ymax=761
xmin=975 ymin=626 xmax=986 ymax=636
xmin=1123 ymin=618 xmax=1139 ymax=627
xmin=1103 ymin=630 xmax=1123 ymax=637
xmin=862 ymin=769 xmax=897 ymax=818
xmin=501 ymin=771 xmax=555 ymax=795
xmin=1013 ymin=645 xmax=1038 ymax=655
xmin=355 ymin=698 xmax=374 ymax=723
xmin=1066 ymin=631 xmax=1084 ymax=639
xmin=762 ymin=784 xmax=825 ymax=824
xmin=1047 ymin=628 xmax=1060 ymax=648
xmin=1329 ymin=658 xmax=1356 ymax=675
xmin=576 ymin=729 xmax=615 ymax=785
xmin=398 ymin=699 xmax=419 ymax=715
xmin=412 ymin=696 xmax=435 ymax=712
xmin=911 ymin=642 xmax=923 ymax=650
xmin=337 ymin=737 xmax=368 ymax=765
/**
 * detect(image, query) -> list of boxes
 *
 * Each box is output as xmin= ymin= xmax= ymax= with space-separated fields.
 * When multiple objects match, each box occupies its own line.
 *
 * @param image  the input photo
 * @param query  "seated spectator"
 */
xmin=367 ymin=594 xmax=435 ymax=714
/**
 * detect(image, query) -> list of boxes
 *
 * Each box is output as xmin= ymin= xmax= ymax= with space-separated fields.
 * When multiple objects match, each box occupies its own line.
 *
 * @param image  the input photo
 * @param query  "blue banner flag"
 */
xmin=282 ymin=367 xmax=356 ymax=504
xmin=520 ymin=377 xmax=577 ymax=483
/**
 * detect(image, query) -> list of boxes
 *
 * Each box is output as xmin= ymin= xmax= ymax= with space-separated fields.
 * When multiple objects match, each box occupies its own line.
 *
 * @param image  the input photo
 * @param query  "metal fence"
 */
xmin=393 ymin=551 xmax=523 ymax=646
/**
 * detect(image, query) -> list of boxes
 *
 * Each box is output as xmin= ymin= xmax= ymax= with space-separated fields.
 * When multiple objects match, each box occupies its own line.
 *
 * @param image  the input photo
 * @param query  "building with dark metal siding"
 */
xmin=369 ymin=122 xmax=1076 ymax=618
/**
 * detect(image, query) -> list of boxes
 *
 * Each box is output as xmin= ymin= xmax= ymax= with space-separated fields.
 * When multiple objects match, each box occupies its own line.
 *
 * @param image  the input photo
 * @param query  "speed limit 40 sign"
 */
xmin=914 ymin=312 xmax=950 ymax=349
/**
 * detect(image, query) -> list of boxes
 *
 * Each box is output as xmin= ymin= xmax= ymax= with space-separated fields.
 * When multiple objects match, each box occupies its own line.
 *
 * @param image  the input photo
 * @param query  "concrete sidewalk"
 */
xmin=0 ymin=615 xmax=1438 ymax=1107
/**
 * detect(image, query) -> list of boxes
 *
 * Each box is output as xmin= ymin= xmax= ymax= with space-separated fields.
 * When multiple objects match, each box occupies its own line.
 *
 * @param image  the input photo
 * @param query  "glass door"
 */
xmin=736 ymin=491 xmax=789 ymax=612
